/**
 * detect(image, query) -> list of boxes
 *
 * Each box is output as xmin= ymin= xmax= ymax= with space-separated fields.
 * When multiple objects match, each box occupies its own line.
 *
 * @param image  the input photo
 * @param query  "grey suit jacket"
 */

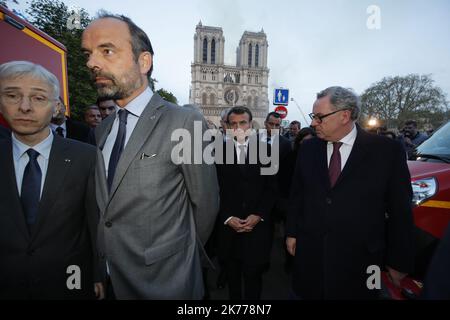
xmin=95 ymin=93 xmax=219 ymax=299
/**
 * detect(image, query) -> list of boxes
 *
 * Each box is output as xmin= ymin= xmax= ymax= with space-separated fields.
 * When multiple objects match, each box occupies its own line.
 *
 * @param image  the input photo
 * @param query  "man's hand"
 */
xmin=286 ymin=237 xmax=296 ymax=256
xmin=241 ymin=214 xmax=261 ymax=232
xmin=386 ymin=266 xmax=407 ymax=288
xmin=226 ymin=217 xmax=246 ymax=233
xmin=94 ymin=282 xmax=105 ymax=300
xmin=404 ymin=137 xmax=413 ymax=147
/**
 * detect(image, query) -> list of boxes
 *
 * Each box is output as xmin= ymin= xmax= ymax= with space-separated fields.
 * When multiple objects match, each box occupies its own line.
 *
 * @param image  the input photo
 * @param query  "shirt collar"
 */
xmin=328 ymin=124 xmax=357 ymax=147
xmin=50 ymin=121 xmax=67 ymax=132
xmin=121 ymin=86 xmax=153 ymax=117
xmin=12 ymin=128 xmax=54 ymax=162
xmin=234 ymin=138 xmax=249 ymax=147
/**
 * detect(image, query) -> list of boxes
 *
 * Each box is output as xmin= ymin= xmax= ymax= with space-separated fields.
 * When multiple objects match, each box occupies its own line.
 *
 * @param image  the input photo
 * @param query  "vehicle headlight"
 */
xmin=411 ymin=177 xmax=437 ymax=206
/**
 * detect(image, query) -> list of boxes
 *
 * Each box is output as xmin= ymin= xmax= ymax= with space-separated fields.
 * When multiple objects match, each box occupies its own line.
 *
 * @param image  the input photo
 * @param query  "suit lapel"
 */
xmin=95 ymin=114 xmax=115 ymax=212
xmin=31 ymin=136 xmax=71 ymax=240
xmin=315 ymin=139 xmax=331 ymax=190
xmin=0 ymin=139 xmax=30 ymax=240
xmin=108 ymin=93 xmax=166 ymax=200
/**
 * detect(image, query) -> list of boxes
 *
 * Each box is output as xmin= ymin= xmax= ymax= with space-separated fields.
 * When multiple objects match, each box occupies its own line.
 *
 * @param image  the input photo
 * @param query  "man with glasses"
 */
xmin=0 ymin=61 xmax=104 ymax=299
xmin=286 ymin=86 xmax=414 ymax=299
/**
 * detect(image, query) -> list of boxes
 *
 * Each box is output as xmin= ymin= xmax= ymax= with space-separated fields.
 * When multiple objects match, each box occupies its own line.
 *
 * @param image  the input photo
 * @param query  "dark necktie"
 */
xmin=21 ymin=149 xmax=42 ymax=226
xmin=107 ymin=109 xmax=128 ymax=191
xmin=329 ymin=142 xmax=343 ymax=188
xmin=55 ymin=126 xmax=64 ymax=137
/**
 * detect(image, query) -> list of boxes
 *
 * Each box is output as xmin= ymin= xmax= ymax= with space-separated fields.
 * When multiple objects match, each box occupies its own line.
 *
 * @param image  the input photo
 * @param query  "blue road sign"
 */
xmin=274 ymin=88 xmax=289 ymax=105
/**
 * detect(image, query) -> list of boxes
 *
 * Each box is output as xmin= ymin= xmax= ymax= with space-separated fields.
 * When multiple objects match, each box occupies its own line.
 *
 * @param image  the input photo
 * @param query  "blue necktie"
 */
xmin=107 ymin=109 xmax=128 ymax=191
xmin=21 ymin=149 xmax=42 ymax=226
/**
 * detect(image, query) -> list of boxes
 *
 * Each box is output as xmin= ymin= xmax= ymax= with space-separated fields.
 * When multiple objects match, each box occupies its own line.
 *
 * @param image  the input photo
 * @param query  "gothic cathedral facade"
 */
xmin=190 ymin=22 xmax=270 ymax=128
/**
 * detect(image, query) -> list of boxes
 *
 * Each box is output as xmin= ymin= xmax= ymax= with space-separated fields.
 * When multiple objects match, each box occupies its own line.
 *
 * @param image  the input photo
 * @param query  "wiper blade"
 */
xmin=416 ymin=153 xmax=450 ymax=164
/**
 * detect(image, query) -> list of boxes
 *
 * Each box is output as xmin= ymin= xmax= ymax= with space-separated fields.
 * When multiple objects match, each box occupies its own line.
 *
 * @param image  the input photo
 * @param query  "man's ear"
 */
xmin=52 ymin=100 xmax=62 ymax=118
xmin=342 ymin=109 xmax=352 ymax=124
xmin=139 ymin=52 xmax=152 ymax=75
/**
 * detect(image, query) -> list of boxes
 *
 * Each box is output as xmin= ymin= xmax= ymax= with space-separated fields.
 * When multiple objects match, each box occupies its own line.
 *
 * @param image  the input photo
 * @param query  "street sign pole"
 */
xmin=290 ymin=97 xmax=309 ymax=126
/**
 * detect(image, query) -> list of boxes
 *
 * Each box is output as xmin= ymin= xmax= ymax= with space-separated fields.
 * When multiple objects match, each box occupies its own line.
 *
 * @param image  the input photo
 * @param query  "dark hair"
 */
xmin=381 ymin=131 xmax=397 ymax=140
xmin=227 ymin=106 xmax=253 ymax=122
xmin=290 ymin=120 xmax=301 ymax=128
xmin=96 ymin=12 xmax=154 ymax=77
xmin=293 ymin=127 xmax=316 ymax=150
xmin=404 ymin=120 xmax=417 ymax=128
xmin=96 ymin=96 xmax=115 ymax=105
xmin=265 ymin=111 xmax=281 ymax=122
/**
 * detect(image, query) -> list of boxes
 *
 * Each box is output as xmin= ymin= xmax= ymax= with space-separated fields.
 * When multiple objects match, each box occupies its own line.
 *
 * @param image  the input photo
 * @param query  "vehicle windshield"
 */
xmin=416 ymin=121 xmax=450 ymax=160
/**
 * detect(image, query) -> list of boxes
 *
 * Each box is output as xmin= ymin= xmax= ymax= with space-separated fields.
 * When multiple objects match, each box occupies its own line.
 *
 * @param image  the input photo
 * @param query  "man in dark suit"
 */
xmin=216 ymin=106 xmax=276 ymax=300
xmin=50 ymin=97 xmax=92 ymax=144
xmin=0 ymin=61 xmax=104 ymax=299
xmin=261 ymin=112 xmax=293 ymax=271
xmin=261 ymin=112 xmax=292 ymax=221
xmin=286 ymin=86 xmax=414 ymax=300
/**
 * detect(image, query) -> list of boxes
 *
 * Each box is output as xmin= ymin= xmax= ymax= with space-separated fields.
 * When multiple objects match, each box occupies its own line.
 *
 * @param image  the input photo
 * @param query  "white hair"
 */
xmin=0 ymin=61 xmax=60 ymax=99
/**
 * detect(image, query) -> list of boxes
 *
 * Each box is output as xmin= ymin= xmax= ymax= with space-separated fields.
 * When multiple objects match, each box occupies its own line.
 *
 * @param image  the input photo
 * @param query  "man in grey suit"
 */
xmin=82 ymin=13 xmax=219 ymax=299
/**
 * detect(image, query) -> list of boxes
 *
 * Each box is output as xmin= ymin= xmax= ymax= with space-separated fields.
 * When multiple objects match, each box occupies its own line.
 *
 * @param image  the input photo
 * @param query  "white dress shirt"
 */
xmin=327 ymin=124 xmax=357 ymax=170
xmin=12 ymin=129 xmax=53 ymax=198
xmin=102 ymin=87 xmax=153 ymax=177
xmin=235 ymin=139 xmax=249 ymax=164
xmin=50 ymin=121 xmax=67 ymax=138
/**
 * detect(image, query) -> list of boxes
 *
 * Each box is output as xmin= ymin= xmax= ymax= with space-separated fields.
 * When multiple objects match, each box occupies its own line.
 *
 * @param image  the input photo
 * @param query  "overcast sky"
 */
xmin=9 ymin=0 xmax=450 ymax=123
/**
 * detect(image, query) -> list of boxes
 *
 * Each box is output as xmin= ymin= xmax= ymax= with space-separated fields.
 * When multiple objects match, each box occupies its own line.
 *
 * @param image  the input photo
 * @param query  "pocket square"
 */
xmin=140 ymin=153 xmax=157 ymax=160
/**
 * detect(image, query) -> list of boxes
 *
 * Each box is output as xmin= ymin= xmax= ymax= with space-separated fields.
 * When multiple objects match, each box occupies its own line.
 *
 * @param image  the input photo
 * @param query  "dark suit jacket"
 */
xmin=66 ymin=118 xmax=91 ymax=144
xmin=272 ymin=134 xmax=293 ymax=219
xmin=216 ymin=136 xmax=276 ymax=266
xmin=0 ymin=135 xmax=103 ymax=299
xmin=287 ymin=126 xmax=414 ymax=299
xmin=0 ymin=125 xmax=10 ymax=140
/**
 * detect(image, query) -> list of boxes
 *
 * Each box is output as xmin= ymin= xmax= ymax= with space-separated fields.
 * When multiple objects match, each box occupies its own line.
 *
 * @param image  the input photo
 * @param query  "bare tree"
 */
xmin=361 ymin=74 xmax=448 ymax=129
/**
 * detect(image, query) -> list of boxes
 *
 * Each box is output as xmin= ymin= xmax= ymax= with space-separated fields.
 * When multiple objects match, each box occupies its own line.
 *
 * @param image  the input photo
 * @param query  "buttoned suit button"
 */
xmin=105 ymin=221 xmax=112 ymax=228
xmin=325 ymin=197 xmax=332 ymax=205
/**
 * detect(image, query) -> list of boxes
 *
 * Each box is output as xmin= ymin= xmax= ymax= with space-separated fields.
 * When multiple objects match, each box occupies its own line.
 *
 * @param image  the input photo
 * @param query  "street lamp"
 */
xmin=290 ymin=98 xmax=309 ymax=126
xmin=368 ymin=118 xmax=378 ymax=127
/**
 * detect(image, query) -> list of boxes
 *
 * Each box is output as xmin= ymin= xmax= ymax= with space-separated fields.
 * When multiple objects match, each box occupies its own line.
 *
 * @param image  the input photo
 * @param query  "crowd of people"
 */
xmin=0 ymin=13 xmax=446 ymax=300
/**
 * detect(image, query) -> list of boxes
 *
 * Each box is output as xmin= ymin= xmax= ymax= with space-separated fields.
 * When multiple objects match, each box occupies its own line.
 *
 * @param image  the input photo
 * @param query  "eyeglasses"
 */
xmin=309 ymin=108 xmax=350 ymax=123
xmin=0 ymin=92 xmax=53 ymax=108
